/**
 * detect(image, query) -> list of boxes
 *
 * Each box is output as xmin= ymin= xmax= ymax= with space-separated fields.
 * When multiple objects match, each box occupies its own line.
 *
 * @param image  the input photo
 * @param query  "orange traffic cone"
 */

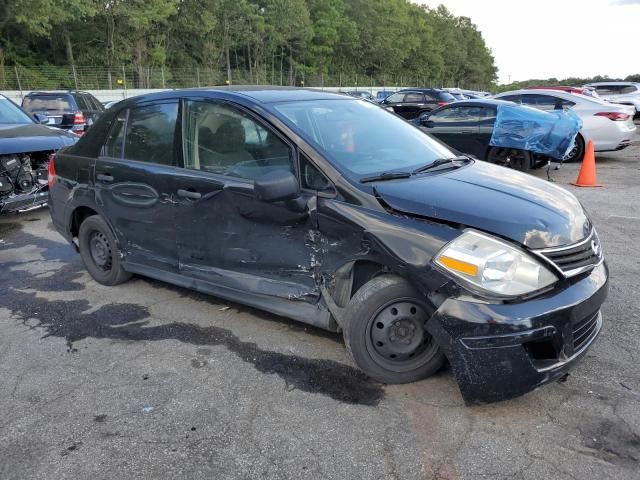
xmin=572 ymin=140 xmax=601 ymax=187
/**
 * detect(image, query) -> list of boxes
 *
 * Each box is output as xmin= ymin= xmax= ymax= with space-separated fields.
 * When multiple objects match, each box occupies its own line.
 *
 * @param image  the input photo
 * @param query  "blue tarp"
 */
xmin=490 ymin=104 xmax=583 ymax=160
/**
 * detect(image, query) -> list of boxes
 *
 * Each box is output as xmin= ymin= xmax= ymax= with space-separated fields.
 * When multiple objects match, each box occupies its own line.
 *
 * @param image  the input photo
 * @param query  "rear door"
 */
xmin=421 ymin=105 xmax=480 ymax=155
xmin=476 ymin=106 xmax=497 ymax=159
xmin=94 ymin=101 xmax=180 ymax=272
xmin=174 ymin=98 xmax=319 ymax=300
xmin=400 ymin=92 xmax=426 ymax=119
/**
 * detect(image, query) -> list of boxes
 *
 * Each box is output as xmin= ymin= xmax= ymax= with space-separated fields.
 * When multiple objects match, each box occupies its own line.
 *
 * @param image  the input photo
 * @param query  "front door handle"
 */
xmin=97 ymin=173 xmax=114 ymax=183
xmin=177 ymin=188 xmax=202 ymax=200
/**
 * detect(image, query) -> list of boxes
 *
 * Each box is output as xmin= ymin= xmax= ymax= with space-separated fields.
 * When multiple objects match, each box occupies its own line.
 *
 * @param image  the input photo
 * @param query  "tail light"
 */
xmin=437 ymin=102 xmax=449 ymax=107
xmin=47 ymin=153 xmax=57 ymax=188
xmin=595 ymin=112 xmax=630 ymax=121
xmin=73 ymin=112 xmax=85 ymax=124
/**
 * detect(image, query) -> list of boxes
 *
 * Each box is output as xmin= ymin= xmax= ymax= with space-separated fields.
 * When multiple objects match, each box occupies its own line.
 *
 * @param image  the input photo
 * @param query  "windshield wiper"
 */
xmin=411 ymin=155 xmax=471 ymax=175
xmin=360 ymin=171 xmax=412 ymax=183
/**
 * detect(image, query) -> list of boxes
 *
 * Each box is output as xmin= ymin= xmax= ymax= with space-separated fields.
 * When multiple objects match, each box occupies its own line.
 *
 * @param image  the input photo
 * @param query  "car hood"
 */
xmin=374 ymin=161 xmax=590 ymax=249
xmin=0 ymin=123 xmax=78 ymax=155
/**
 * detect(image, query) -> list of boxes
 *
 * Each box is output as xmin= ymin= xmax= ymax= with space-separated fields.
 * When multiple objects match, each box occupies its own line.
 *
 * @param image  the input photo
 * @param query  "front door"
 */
xmin=94 ymin=101 xmax=180 ymax=271
xmin=424 ymin=106 xmax=480 ymax=156
xmin=174 ymin=99 xmax=319 ymax=302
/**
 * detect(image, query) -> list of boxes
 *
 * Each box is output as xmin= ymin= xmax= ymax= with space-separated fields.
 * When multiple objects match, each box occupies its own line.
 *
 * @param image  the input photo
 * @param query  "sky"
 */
xmin=415 ymin=0 xmax=640 ymax=84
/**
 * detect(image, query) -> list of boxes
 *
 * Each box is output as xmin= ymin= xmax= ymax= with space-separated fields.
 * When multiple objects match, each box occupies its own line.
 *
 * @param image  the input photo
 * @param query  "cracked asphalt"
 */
xmin=1 ymin=138 xmax=639 ymax=479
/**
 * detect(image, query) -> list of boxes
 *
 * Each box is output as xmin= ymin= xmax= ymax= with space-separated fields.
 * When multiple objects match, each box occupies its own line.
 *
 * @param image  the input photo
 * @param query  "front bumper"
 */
xmin=427 ymin=262 xmax=609 ymax=404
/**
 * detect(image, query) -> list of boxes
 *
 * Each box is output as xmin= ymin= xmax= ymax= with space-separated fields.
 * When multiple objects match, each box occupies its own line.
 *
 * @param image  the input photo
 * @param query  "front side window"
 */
xmin=498 ymin=95 xmax=521 ymax=104
xmin=385 ymin=93 xmax=405 ymax=103
xmin=182 ymin=100 xmax=293 ymax=180
xmin=273 ymin=99 xmax=455 ymax=177
xmin=430 ymin=106 xmax=480 ymax=123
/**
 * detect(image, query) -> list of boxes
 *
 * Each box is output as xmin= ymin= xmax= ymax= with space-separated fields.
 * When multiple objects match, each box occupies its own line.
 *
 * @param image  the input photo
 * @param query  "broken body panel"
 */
xmin=49 ymin=88 xmax=608 ymax=404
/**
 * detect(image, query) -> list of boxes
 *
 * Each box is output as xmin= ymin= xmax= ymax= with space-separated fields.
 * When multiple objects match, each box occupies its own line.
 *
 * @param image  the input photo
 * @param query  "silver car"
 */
xmin=584 ymin=82 xmax=640 ymax=117
xmin=493 ymin=89 xmax=637 ymax=162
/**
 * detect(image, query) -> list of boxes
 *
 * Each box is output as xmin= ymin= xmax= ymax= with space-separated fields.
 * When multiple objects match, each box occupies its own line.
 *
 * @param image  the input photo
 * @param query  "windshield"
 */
xmin=0 ymin=96 xmax=34 ymax=124
xmin=272 ymin=99 xmax=455 ymax=176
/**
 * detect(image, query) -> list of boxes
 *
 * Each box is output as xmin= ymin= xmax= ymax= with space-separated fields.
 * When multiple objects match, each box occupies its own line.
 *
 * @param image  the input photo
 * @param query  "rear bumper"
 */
xmin=427 ymin=262 xmax=609 ymax=404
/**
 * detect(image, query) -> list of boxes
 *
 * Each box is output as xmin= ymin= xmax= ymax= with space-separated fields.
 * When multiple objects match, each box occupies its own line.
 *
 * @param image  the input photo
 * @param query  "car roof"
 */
xmin=115 ymin=87 xmax=351 ymax=107
xmin=398 ymin=88 xmax=446 ymax=93
xmin=25 ymin=90 xmax=93 ymax=96
xmin=438 ymin=99 xmax=512 ymax=107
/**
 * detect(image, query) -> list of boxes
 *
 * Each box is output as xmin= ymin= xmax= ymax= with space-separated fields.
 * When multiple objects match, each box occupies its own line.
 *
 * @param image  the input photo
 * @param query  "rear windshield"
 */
xmin=23 ymin=94 xmax=74 ymax=112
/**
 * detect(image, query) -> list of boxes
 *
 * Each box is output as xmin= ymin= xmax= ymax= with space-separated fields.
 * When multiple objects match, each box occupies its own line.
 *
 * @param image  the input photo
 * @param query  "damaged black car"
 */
xmin=48 ymin=88 xmax=608 ymax=404
xmin=0 ymin=94 xmax=78 ymax=213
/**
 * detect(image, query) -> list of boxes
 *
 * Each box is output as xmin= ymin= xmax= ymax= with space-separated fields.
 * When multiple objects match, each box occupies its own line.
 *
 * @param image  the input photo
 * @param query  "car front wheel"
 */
xmin=342 ymin=275 xmax=445 ymax=384
xmin=78 ymin=215 xmax=132 ymax=286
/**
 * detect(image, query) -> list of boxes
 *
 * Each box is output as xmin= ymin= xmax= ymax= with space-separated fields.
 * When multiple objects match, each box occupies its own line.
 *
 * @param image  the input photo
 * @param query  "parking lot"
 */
xmin=1 ymin=137 xmax=639 ymax=479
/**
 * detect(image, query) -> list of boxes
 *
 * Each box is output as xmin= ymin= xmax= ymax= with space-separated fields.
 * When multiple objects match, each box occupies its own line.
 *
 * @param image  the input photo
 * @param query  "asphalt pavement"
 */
xmin=1 ymin=138 xmax=639 ymax=479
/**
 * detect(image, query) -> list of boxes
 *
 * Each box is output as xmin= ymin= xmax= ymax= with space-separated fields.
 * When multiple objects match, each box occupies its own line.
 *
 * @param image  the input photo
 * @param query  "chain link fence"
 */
xmin=0 ymin=65 xmax=489 ymax=92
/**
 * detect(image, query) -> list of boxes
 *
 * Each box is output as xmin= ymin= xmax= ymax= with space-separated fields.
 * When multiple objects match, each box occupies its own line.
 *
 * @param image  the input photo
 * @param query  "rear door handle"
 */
xmin=177 ymin=188 xmax=202 ymax=200
xmin=97 ymin=173 xmax=114 ymax=183
xmin=461 ymin=130 xmax=474 ymax=134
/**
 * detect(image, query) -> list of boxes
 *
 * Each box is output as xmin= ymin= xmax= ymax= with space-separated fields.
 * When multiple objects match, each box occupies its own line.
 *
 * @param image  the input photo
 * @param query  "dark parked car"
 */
xmin=414 ymin=99 xmax=546 ymax=171
xmin=379 ymin=88 xmax=457 ymax=119
xmin=344 ymin=91 xmax=376 ymax=102
xmin=48 ymin=88 xmax=608 ymax=404
xmin=22 ymin=90 xmax=104 ymax=135
xmin=0 ymin=94 xmax=77 ymax=213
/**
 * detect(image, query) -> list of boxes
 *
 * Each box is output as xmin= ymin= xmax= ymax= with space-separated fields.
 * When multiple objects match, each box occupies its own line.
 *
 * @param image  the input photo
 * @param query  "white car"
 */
xmin=584 ymin=82 xmax=640 ymax=117
xmin=493 ymin=89 xmax=637 ymax=162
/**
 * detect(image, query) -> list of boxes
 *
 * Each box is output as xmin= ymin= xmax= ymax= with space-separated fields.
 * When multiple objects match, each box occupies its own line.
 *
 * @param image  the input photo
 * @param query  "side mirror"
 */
xmin=33 ymin=113 xmax=49 ymax=124
xmin=420 ymin=115 xmax=434 ymax=128
xmin=254 ymin=170 xmax=300 ymax=203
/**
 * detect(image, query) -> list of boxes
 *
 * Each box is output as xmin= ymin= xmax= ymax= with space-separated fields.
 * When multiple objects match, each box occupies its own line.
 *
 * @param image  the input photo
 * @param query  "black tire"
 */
xmin=486 ymin=146 xmax=531 ymax=172
xmin=342 ymin=275 xmax=445 ymax=384
xmin=78 ymin=215 xmax=132 ymax=286
xmin=563 ymin=134 xmax=585 ymax=163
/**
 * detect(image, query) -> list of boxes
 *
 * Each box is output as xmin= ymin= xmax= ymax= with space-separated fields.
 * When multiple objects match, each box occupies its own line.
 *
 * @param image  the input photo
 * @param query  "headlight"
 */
xmin=435 ymin=230 xmax=557 ymax=297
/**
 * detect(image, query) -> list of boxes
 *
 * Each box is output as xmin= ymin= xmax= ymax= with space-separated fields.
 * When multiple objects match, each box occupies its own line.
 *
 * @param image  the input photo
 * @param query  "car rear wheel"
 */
xmin=342 ymin=275 xmax=445 ymax=384
xmin=78 ymin=215 xmax=132 ymax=286
xmin=486 ymin=147 xmax=531 ymax=172
xmin=563 ymin=134 xmax=585 ymax=163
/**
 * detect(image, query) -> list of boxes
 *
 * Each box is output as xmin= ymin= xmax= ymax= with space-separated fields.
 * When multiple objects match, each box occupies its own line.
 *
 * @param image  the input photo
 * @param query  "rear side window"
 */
xmin=403 ymin=93 xmax=424 ymax=103
xmin=104 ymin=110 xmax=127 ymax=158
xmin=477 ymin=107 xmax=497 ymax=125
xmin=430 ymin=106 xmax=481 ymax=123
xmin=124 ymin=103 xmax=178 ymax=165
xmin=73 ymin=94 xmax=87 ymax=110
xmin=22 ymin=94 xmax=73 ymax=113
xmin=103 ymin=102 xmax=178 ymax=165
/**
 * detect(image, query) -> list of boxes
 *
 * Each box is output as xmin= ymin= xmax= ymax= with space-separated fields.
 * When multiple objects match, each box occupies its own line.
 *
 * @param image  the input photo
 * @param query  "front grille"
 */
xmin=573 ymin=311 xmax=600 ymax=351
xmin=535 ymin=229 xmax=603 ymax=277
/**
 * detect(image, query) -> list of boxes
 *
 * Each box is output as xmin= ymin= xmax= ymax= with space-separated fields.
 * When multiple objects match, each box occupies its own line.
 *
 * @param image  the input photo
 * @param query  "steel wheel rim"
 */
xmin=489 ymin=148 xmax=525 ymax=169
xmin=89 ymin=231 xmax=112 ymax=271
xmin=366 ymin=299 xmax=439 ymax=372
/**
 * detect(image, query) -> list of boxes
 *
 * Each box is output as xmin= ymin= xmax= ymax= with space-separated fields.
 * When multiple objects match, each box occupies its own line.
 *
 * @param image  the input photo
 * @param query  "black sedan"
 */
xmin=0 ymin=94 xmax=77 ymax=213
xmin=379 ymin=88 xmax=456 ymax=120
xmin=48 ymin=88 xmax=607 ymax=404
xmin=414 ymin=99 xmax=544 ymax=171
